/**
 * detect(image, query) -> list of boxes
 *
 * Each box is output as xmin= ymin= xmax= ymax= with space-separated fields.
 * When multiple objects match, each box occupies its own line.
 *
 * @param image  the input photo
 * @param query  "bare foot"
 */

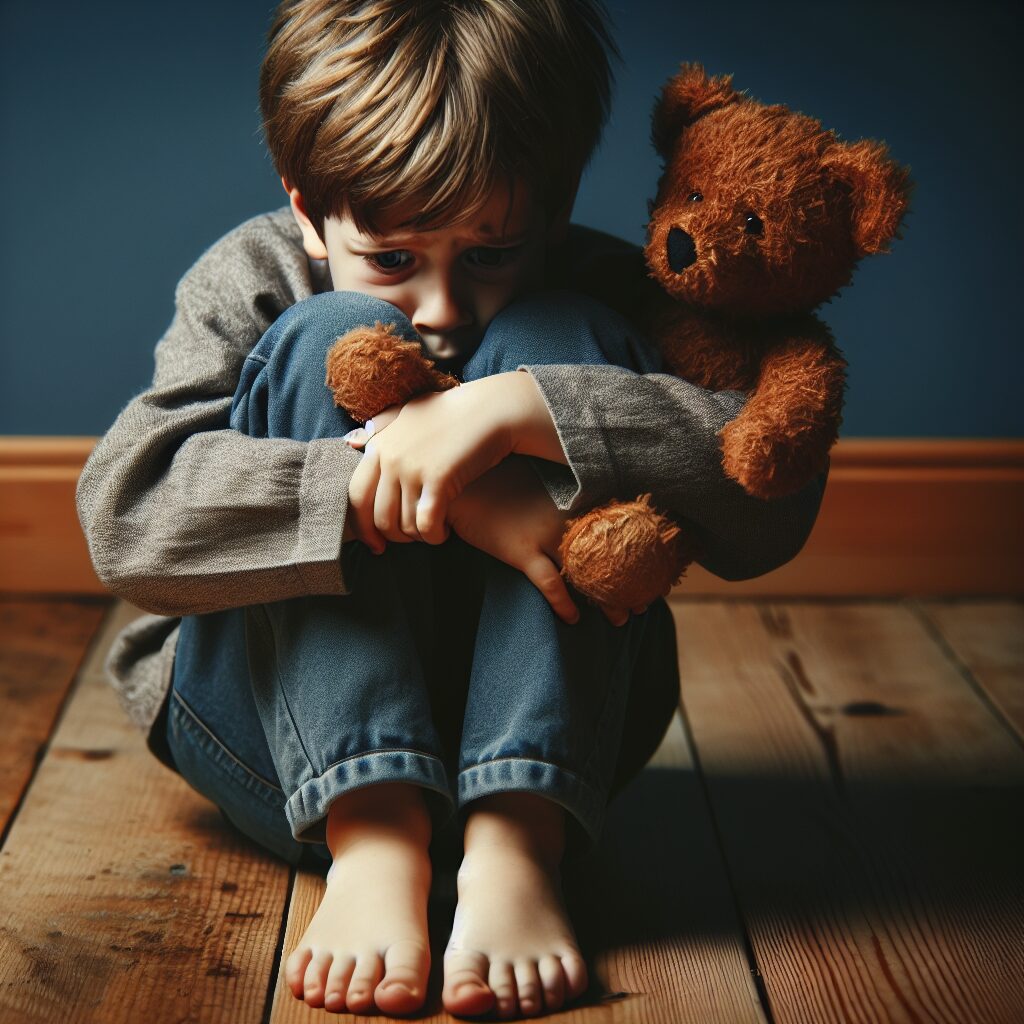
xmin=442 ymin=793 xmax=589 ymax=1018
xmin=284 ymin=782 xmax=433 ymax=1015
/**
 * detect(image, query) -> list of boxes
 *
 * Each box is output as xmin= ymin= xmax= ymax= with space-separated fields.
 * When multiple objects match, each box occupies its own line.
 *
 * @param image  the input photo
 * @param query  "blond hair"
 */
xmin=259 ymin=0 xmax=618 ymax=237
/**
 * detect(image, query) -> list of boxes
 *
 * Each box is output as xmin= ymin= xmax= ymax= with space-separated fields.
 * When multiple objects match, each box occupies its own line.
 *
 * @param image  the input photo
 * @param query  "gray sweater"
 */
xmin=76 ymin=206 xmax=827 ymax=767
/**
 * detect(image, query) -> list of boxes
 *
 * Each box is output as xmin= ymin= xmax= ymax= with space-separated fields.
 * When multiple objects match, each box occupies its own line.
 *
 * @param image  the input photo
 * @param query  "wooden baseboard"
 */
xmin=2 ymin=436 xmax=1022 ymax=596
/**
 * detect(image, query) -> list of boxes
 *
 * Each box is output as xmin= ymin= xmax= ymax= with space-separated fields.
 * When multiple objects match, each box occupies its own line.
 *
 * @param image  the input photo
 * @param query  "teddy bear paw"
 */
xmin=325 ymin=322 xmax=460 ymax=423
xmin=558 ymin=495 xmax=695 ymax=610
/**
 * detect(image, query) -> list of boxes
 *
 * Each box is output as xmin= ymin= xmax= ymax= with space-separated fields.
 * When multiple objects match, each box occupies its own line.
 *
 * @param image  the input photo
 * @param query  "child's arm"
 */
xmin=505 ymin=366 xmax=827 ymax=582
xmin=76 ymin=211 xmax=365 ymax=617
xmin=343 ymin=354 xmax=825 ymax=586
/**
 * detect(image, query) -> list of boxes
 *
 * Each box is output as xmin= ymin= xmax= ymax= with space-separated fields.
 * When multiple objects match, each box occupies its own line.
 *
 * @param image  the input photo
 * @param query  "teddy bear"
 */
xmin=324 ymin=63 xmax=912 ymax=612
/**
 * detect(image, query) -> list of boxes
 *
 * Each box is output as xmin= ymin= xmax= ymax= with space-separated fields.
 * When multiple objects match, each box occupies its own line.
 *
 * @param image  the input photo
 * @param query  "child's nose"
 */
xmin=412 ymin=280 xmax=472 ymax=337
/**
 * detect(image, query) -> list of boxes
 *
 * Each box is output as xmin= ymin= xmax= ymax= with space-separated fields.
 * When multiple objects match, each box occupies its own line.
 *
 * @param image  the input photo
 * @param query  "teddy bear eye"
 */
xmin=744 ymin=212 xmax=764 ymax=236
xmin=687 ymin=191 xmax=703 ymax=202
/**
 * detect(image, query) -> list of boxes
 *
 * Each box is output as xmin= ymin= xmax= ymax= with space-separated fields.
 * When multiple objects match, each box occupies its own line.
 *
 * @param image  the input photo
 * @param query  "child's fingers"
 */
xmin=348 ymin=451 xmax=387 ymax=551
xmin=524 ymin=555 xmax=580 ymax=625
xmin=415 ymin=484 xmax=449 ymax=545
xmin=342 ymin=426 xmax=369 ymax=449
xmin=400 ymin=484 xmax=424 ymax=542
xmin=372 ymin=466 xmax=412 ymax=543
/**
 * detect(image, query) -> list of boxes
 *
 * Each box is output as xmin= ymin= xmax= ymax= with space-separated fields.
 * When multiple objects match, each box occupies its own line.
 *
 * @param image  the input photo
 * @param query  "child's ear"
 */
xmin=283 ymin=180 xmax=329 ymax=260
xmin=822 ymin=141 xmax=913 ymax=256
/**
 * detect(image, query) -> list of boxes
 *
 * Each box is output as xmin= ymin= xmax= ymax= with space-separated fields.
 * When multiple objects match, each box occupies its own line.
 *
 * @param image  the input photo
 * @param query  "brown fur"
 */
xmin=323 ymin=64 xmax=911 ymax=612
xmin=558 ymin=494 xmax=700 ymax=608
xmin=560 ymin=63 xmax=911 ymax=607
xmin=325 ymin=323 xmax=459 ymax=423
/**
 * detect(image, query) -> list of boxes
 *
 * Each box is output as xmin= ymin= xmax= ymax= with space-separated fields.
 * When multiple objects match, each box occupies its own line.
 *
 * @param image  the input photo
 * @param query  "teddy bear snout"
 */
xmin=667 ymin=227 xmax=697 ymax=272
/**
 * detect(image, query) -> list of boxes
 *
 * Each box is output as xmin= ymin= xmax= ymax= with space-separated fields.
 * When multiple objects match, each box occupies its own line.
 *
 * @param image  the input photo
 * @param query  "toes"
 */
xmin=560 ymin=950 xmax=589 ymax=1001
xmin=538 ymin=954 xmax=566 ymax=1011
xmin=513 ymin=960 xmax=543 ymax=1017
xmin=376 ymin=939 xmax=430 ymax=1011
xmin=442 ymin=949 xmax=495 ymax=1016
xmin=285 ymin=945 xmax=313 ymax=999
xmin=346 ymin=952 xmax=384 ymax=1013
xmin=488 ymin=961 xmax=518 ymax=1019
xmin=303 ymin=950 xmax=333 ymax=1007
xmin=323 ymin=953 xmax=356 ymax=1013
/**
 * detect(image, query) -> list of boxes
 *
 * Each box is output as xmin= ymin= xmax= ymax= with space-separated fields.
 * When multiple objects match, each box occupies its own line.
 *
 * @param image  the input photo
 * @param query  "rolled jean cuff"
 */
xmin=457 ymin=758 xmax=607 ymax=850
xmin=285 ymin=749 xmax=457 ymax=844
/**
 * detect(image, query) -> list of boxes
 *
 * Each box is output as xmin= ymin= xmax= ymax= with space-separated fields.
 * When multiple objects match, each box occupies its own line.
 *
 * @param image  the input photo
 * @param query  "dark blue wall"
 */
xmin=2 ymin=0 xmax=1020 ymax=437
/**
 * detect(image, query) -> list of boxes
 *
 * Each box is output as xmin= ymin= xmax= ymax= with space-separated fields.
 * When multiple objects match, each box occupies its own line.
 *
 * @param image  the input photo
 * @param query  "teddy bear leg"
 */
xmin=558 ymin=495 xmax=696 ymax=611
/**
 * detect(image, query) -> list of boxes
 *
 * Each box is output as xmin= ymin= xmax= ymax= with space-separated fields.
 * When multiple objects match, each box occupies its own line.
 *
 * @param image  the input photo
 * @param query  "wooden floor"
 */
xmin=1 ymin=596 xmax=1021 ymax=1023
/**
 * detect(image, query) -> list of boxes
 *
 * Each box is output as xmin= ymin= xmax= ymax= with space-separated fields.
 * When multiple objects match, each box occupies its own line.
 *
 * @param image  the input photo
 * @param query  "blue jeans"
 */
xmin=166 ymin=289 xmax=680 ymax=868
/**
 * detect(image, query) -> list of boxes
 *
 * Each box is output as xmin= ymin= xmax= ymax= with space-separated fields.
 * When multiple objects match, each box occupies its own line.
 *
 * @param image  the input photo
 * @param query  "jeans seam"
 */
xmin=171 ymin=690 xmax=284 ymax=794
xmin=262 ymin=604 xmax=318 ymax=780
xmin=580 ymin=636 xmax=634 ymax=783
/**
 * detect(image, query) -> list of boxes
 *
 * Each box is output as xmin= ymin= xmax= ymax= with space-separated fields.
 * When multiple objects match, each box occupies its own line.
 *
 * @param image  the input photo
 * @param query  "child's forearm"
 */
xmin=466 ymin=370 xmax=568 ymax=466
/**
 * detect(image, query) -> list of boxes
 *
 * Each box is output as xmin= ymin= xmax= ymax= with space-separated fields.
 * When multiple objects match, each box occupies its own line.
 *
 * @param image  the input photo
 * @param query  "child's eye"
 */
xmin=466 ymin=246 xmax=521 ymax=270
xmin=364 ymin=250 xmax=413 ymax=274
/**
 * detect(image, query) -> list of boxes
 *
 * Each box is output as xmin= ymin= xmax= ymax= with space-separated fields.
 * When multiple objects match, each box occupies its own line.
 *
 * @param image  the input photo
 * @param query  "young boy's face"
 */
xmin=287 ymin=179 xmax=556 ymax=373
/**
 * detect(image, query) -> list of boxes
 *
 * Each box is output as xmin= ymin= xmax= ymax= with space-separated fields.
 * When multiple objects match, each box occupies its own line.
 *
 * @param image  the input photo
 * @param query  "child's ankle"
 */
xmin=462 ymin=792 xmax=566 ymax=866
xmin=326 ymin=782 xmax=433 ymax=858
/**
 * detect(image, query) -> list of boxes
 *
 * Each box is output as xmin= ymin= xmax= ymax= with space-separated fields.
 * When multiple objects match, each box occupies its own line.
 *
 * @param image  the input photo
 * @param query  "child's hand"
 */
xmin=345 ymin=383 xmax=513 ymax=547
xmin=447 ymin=456 xmax=648 ymax=628
xmin=447 ymin=456 xmax=577 ymax=623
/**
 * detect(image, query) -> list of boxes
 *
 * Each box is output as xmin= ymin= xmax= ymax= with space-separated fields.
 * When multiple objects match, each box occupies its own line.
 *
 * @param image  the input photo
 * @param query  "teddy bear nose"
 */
xmin=667 ymin=227 xmax=697 ymax=272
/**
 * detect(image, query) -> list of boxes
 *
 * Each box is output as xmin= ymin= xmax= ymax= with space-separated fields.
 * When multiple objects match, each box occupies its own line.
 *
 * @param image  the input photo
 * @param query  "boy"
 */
xmin=77 ymin=0 xmax=827 ymax=1018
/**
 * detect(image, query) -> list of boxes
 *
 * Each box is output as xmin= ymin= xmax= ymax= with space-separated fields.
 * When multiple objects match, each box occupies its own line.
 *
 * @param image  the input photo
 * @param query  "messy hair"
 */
xmin=259 ymin=0 xmax=619 ymax=237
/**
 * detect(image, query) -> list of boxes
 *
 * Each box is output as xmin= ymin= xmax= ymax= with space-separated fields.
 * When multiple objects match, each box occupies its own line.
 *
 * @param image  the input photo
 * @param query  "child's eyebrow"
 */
xmin=362 ymin=224 xmax=528 ymax=246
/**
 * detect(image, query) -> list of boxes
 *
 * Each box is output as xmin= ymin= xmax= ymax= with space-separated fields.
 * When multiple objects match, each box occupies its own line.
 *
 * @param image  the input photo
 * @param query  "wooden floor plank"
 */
xmin=0 ymin=603 xmax=292 ymax=1024
xmin=268 ymin=709 xmax=767 ymax=1023
xmin=674 ymin=600 xmax=1024 ymax=1024
xmin=0 ymin=598 xmax=109 ymax=835
xmin=916 ymin=599 xmax=1024 ymax=740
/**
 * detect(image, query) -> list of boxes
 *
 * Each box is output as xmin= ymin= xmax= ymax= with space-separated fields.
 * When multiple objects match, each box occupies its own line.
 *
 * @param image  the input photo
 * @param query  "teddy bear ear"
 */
xmin=651 ymin=63 xmax=741 ymax=157
xmin=822 ymin=139 xmax=913 ymax=256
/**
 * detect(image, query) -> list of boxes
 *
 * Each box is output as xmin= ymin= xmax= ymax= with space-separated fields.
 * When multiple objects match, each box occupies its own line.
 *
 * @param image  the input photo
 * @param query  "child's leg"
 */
xmin=458 ymin=288 xmax=677 ymax=855
xmin=441 ymin=290 xmax=680 ymax=1018
xmin=167 ymin=291 xmax=468 ymax=1015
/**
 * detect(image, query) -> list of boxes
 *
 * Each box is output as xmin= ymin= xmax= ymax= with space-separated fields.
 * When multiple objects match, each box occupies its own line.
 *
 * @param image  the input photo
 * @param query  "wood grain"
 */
xmin=0 ymin=602 xmax=292 ymax=1024
xmin=0 ymin=599 xmax=108 ymax=835
xmin=267 ymin=711 xmax=768 ymax=1023
xmin=916 ymin=599 xmax=1024 ymax=740
xmin=673 ymin=599 xmax=1024 ymax=1024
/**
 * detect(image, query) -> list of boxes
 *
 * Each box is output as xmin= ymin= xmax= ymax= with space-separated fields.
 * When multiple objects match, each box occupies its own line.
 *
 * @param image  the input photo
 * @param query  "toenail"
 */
xmin=325 ymin=993 xmax=342 ymax=1007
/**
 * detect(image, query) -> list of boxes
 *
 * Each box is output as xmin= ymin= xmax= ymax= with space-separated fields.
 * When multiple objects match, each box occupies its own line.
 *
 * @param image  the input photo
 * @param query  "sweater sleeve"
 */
xmin=75 ymin=209 xmax=364 ymax=616
xmin=516 ymin=363 xmax=828 ymax=582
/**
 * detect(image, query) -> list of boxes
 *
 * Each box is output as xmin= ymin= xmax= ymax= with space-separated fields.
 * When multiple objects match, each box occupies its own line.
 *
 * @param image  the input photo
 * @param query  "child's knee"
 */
xmin=232 ymin=291 xmax=420 ymax=441
xmin=463 ymin=289 xmax=657 ymax=379
xmin=262 ymin=291 xmax=419 ymax=370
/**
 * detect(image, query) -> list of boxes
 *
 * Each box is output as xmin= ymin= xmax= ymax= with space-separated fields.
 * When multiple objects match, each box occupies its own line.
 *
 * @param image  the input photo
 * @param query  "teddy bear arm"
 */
xmin=324 ymin=322 xmax=460 ymax=423
xmin=719 ymin=326 xmax=846 ymax=499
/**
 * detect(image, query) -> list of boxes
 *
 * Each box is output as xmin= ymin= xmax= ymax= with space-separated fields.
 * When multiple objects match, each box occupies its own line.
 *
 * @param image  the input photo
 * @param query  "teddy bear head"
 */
xmin=644 ymin=64 xmax=912 ymax=319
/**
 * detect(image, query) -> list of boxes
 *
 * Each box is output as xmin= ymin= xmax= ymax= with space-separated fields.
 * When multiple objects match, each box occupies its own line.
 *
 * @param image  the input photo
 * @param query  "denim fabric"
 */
xmin=167 ymin=288 xmax=679 ymax=865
